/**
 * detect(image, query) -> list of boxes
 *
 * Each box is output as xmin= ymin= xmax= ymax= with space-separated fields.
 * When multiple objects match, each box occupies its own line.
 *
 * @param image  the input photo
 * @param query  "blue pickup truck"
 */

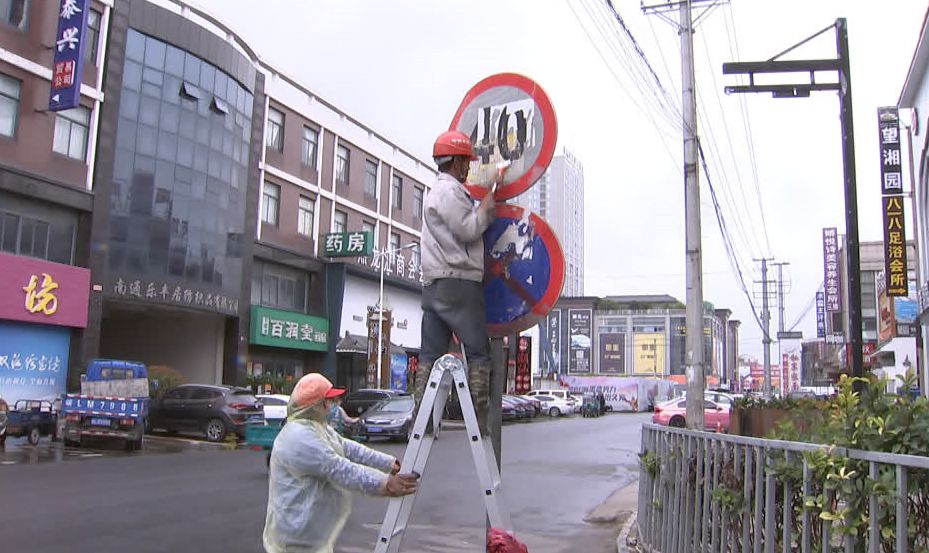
xmin=60 ymin=360 xmax=149 ymax=451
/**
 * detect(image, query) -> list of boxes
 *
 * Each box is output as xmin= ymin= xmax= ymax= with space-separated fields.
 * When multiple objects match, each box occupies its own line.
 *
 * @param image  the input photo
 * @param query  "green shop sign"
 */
xmin=249 ymin=306 xmax=329 ymax=351
xmin=324 ymin=231 xmax=372 ymax=257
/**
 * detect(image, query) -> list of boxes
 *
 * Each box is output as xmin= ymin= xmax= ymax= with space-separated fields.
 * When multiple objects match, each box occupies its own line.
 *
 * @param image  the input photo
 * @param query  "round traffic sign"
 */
xmin=449 ymin=73 xmax=557 ymax=202
xmin=483 ymin=204 xmax=565 ymax=336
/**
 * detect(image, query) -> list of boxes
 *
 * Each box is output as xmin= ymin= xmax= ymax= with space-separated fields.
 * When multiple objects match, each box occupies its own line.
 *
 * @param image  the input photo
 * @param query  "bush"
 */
xmin=244 ymin=374 xmax=297 ymax=395
xmin=147 ymin=365 xmax=185 ymax=398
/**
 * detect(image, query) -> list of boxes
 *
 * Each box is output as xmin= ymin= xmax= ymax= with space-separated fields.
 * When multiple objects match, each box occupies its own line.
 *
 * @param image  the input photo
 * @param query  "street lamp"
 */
xmin=375 ymin=242 xmax=418 ymax=389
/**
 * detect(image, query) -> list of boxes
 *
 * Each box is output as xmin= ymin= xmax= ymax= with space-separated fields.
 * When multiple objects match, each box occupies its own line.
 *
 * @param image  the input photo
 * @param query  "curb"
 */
xmin=143 ymin=434 xmax=238 ymax=451
xmin=615 ymin=510 xmax=638 ymax=553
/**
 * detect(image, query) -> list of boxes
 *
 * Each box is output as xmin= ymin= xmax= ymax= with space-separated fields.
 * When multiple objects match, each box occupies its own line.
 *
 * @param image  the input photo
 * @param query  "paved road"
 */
xmin=0 ymin=412 xmax=648 ymax=552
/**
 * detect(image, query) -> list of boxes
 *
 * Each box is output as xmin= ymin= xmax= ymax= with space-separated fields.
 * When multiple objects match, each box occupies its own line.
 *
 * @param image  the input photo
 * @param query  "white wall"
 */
xmin=101 ymin=314 xmax=225 ymax=385
xmin=340 ymin=275 xmax=422 ymax=349
xmin=876 ymin=337 xmax=919 ymax=393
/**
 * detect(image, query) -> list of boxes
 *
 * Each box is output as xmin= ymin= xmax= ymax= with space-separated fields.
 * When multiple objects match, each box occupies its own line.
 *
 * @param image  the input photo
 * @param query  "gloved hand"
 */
xmin=380 ymin=473 xmax=419 ymax=497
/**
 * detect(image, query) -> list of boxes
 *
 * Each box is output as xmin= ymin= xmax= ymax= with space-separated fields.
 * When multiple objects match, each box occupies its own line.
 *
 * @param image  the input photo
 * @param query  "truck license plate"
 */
xmin=90 ymin=418 xmax=111 ymax=427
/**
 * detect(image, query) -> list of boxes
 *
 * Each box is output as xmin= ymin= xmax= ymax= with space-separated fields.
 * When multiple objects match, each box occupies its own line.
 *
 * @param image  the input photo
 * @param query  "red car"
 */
xmin=652 ymin=398 xmax=730 ymax=432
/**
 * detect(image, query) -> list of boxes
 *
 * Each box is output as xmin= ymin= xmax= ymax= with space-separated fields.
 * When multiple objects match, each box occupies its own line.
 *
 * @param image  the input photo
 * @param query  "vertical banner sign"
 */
xmin=49 ymin=0 xmax=90 ymax=111
xmin=822 ymin=228 xmax=841 ymax=312
xmin=815 ymin=292 xmax=826 ymax=338
xmin=877 ymin=271 xmax=897 ymax=343
xmin=514 ymin=336 xmax=531 ymax=394
xmin=599 ymin=333 xmax=626 ymax=374
xmin=567 ymin=309 xmax=592 ymax=373
xmin=547 ymin=309 xmax=561 ymax=374
xmin=878 ymin=107 xmax=903 ymax=195
xmin=882 ymin=195 xmax=909 ymax=296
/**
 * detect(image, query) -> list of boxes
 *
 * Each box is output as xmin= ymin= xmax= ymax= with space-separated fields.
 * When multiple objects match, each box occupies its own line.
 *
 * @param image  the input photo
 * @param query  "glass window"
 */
xmin=0 ymin=73 xmax=20 ymax=137
xmin=83 ymin=9 xmax=101 ymax=65
xmin=364 ymin=160 xmax=377 ymax=197
xmin=0 ymin=211 xmax=18 ymax=252
xmin=336 ymin=145 xmax=350 ymax=185
xmin=52 ymin=106 xmax=90 ymax=161
xmin=413 ymin=187 xmax=424 ymax=219
xmin=0 ymin=211 xmax=54 ymax=260
xmin=298 ymin=196 xmax=314 ymax=237
xmin=261 ymin=182 xmax=280 ymax=226
xmin=391 ymin=174 xmax=402 ymax=210
xmin=362 ymin=220 xmax=375 ymax=236
xmin=411 ymin=242 xmax=420 ymax=267
xmin=333 ymin=210 xmax=347 ymax=233
xmin=0 ymin=0 xmax=27 ymax=30
xmin=390 ymin=232 xmax=400 ymax=252
xmin=266 ymin=107 xmax=283 ymax=152
xmin=301 ymin=126 xmax=318 ymax=168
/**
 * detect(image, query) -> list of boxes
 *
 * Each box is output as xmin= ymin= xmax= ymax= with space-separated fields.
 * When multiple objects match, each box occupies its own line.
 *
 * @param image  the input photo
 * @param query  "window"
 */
xmin=364 ymin=160 xmax=377 ymax=197
xmin=301 ymin=126 xmax=318 ymax=168
xmin=389 ymin=232 xmax=400 ymax=253
xmin=251 ymin=260 xmax=308 ymax=312
xmin=0 ymin=73 xmax=20 ymax=137
xmin=413 ymin=186 xmax=423 ymax=219
xmin=362 ymin=220 xmax=375 ymax=236
xmin=84 ymin=9 xmax=101 ymax=65
xmin=52 ymin=106 xmax=90 ymax=160
xmin=333 ymin=210 xmax=347 ymax=233
xmin=391 ymin=174 xmax=402 ymax=210
xmin=298 ymin=195 xmax=314 ymax=236
xmin=266 ymin=107 xmax=283 ymax=152
xmin=0 ymin=0 xmax=27 ymax=30
xmin=411 ymin=242 xmax=420 ymax=267
xmin=261 ymin=182 xmax=280 ymax=225
xmin=336 ymin=145 xmax=349 ymax=185
xmin=0 ymin=211 xmax=49 ymax=260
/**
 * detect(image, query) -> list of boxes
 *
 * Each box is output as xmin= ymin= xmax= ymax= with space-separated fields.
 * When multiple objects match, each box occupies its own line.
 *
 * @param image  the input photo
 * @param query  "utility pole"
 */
xmin=643 ymin=0 xmax=724 ymax=430
xmin=772 ymin=261 xmax=790 ymax=333
xmin=723 ymin=19 xmax=864 ymax=387
xmin=755 ymin=258 xmax=775 ymax=398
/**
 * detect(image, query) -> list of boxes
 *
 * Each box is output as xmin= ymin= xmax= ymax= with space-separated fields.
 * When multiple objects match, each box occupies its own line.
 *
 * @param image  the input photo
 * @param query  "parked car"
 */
xmin=501 ymin=396 xmax=520 ymax=421
xmin=148 ymin=384 xmax=264 ymax=442
xmin=342 ymin=389 xmax=407 ymax=417
xmin=6 ymin=400 xmax=58 ymax=445
xmin=658 ymin=390 xmax=739 ymax=410
xmin=531 ymin=394 xmax=575 ymax=417
xmin=256 ymin=394 xmax=289 ymax=424
xmin=516 ymin=395 xmax=541 ymax=416
xmin=358 ymin=395 xmax=415 ymax=441
xmin=652 ymin=398 xmax=730 ymax=432
xmin=0 ymin=397 xmax=8 ymax=445
xmin=505 ymin=395 xmax=536 ymax=418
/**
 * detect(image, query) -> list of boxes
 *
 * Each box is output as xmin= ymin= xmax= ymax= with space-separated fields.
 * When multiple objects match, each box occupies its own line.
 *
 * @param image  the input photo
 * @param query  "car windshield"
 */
xmin=230 ymin=391 xmax=258 ymax=403
xmin=375 ymin=397 xmax=413 ymax=413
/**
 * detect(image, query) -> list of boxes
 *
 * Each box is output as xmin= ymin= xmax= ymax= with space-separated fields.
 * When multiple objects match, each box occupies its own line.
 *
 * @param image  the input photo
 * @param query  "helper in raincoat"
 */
xmin=263 ymin=373 xmax=418 ymax=553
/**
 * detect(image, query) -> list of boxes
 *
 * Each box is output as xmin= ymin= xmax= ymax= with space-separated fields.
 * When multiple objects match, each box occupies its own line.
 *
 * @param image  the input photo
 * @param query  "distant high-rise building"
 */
xmin=513 ymin=148 xmax=585 ymax=296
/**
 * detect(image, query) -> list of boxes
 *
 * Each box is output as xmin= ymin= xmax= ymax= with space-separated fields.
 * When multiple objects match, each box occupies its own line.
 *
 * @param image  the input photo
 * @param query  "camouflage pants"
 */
xmin=413 ymin=358 xmax=491 ymax=436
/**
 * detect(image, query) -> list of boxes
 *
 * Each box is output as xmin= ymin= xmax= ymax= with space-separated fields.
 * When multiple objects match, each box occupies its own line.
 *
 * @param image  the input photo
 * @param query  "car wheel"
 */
xmin=549 ymin=407 xmax=561 ymax=417
xmin=205 ymin=418 xmax=227 ymax=442
xmin=27 ymin=426 xmax=40 ymax=445
xmin=669 ymin=416 xmax=686 ymax=428
xmin=64 ymin=437 xmax=79 ymax=448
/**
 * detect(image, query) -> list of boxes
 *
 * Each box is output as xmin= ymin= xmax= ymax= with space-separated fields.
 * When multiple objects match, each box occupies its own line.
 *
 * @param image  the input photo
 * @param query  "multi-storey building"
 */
xmin=512 ymin=148 xmax=585 ymax=296
xmin=0 ymin=0 xmax=432 ymax=403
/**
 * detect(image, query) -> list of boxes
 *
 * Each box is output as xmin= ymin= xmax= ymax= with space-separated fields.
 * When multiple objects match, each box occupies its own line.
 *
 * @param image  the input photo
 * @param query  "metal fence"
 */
xmin=637 ymin=423 xmax=929 ymax=553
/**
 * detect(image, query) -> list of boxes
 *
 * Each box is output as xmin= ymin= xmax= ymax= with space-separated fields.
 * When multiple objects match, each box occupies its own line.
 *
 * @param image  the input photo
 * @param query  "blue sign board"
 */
xmin=48 ymin=0 xmax=90 ymax=112
xmin=0 ymin=320 xmax=70 ymax=405
xmin=894 ymin=297 xmax=919 ymax=324
xmin=389 ymin=353 xmax=407 ymax=392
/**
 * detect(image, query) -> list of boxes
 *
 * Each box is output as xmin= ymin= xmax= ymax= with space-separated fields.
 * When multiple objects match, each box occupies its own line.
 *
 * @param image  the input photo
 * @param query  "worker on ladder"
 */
xmin=415 ymin=130 xmax=506 ymax=436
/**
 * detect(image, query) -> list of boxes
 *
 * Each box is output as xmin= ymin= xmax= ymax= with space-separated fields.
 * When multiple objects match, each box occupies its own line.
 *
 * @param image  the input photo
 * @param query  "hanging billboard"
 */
xmin=598 ymin=333 xmax=625 ymax=374
xmin=633 ymin=332 xmax=665 ymax=376
xmin=567 ymin=309 xmax=592 ymax=373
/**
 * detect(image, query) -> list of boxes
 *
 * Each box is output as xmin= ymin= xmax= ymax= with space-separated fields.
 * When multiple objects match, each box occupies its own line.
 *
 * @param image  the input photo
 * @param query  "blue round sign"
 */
xmin=483 ymin=205 xmax=564 ymax=337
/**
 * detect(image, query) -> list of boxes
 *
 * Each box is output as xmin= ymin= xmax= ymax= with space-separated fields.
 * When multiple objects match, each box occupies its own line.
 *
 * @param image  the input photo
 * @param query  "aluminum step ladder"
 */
xmin=374 ymin=353 xmax=512 ymax=553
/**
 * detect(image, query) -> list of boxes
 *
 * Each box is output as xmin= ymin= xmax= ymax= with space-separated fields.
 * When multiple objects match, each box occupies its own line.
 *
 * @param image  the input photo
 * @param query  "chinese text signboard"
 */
xmin=598 ymin=332 xmax=625 ymax=374
xmin=324 ymin=231 xmax=372 ymax=258
xmin=248 ymin=305 xmax=328 ymax=352
xmin=356 ymin=245 xmax=422 ymax=285
xmin=0 ymin=252 xmax=90 ymax=328
xmin=545 ymin=309 xmax=561 ymax=374
xmin=0 ymin=320 xmax=70 ymax=405
xmin=110 ymin=276 xmax=239 ymax=315
xmin=881 ymin=195 xmax=909 ymax=296
xmin=49 ymin=0 xmax=90 ymax=111
xmin=567 ymin=309 xmax=591 ymax=374
xmin=514 ymin=336 xmax=531 ymax=394
xmin=877 ymin=107 xmax=903 ymax=195
xmin=815 ymin=292 xmax=826 ymax=338
xmin=633 ymin=333 xmax=665 ymax=375
xmin=822 ymin=228 xmax=841 ymax=312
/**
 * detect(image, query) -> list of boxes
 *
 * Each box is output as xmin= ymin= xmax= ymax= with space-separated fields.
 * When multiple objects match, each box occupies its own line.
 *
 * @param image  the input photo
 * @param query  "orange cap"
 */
xmin=291 ymin=373 xmax=346 ymax=408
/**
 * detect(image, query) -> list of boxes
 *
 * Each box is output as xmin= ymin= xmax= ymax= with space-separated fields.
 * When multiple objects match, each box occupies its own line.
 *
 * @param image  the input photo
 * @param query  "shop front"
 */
xmin=0 ymin=252 xmax=90 ymax=404
xmin=247 ymin=305 xmax=328 ymax=393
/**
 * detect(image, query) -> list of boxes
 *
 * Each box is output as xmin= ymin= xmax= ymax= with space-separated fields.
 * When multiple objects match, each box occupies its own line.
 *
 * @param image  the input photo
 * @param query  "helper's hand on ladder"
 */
xmin=379 ymin=473 xmax=419 ymax=498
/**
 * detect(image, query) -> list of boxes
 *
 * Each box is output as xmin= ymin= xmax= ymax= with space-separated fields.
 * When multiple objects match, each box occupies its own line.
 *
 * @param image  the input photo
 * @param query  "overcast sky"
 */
xmin=192 ymin=0 xmax=927 ymax=359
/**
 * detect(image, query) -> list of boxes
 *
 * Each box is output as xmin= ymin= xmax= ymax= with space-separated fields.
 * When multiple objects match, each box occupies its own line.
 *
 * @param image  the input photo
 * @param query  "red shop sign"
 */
xmin=0 ymin=252 xmax=90 ymax=328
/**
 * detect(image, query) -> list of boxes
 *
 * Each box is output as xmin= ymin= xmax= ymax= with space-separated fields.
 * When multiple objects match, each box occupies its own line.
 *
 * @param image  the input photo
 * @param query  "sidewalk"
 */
xmin=583 ymin=480 xmax=639 ymax=553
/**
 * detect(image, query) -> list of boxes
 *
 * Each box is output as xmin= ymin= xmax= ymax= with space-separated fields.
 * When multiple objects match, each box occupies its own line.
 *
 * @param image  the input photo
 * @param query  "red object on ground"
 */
xmin=487 ymin=528 xmax=529 ymax=553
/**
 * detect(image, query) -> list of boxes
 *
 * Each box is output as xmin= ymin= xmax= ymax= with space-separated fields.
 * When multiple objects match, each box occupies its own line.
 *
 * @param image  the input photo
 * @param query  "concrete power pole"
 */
xmin=772 ymin=262 xmax=790 ymax=333
xmin=755 ymin=258 xmax=774 ymax=398
xmin=642 ymin=0 xmax=724 ymax=429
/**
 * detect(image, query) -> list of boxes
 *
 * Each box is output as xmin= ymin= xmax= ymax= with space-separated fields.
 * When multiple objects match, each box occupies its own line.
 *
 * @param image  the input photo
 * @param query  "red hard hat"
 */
xmin=433 ymin=130 xmax=477 ymax=161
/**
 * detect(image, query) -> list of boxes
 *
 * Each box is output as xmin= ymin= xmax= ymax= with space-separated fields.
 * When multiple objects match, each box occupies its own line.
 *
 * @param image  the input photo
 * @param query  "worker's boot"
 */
xmin=467 ymin=360 xmax=492 ymax=436
xmin=413 ymin=362 xmax=436 ymax=434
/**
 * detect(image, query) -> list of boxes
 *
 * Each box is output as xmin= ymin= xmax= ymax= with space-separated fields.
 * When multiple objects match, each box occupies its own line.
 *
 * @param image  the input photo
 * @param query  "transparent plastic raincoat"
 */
xmin=263 ymin=400 xmax=396 ymax=553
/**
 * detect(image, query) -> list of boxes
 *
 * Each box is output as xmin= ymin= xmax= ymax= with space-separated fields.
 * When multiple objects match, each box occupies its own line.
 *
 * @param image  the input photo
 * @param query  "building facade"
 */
xmin=512 ymin=147 xmax=585 ymax=296
xmin=0 ymin=0 xmax=432 ymax=399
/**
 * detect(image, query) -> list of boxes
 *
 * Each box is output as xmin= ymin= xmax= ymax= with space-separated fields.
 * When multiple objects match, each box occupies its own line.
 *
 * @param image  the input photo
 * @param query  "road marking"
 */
xmin=1 ymin=460 xmax=16 ymax=465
